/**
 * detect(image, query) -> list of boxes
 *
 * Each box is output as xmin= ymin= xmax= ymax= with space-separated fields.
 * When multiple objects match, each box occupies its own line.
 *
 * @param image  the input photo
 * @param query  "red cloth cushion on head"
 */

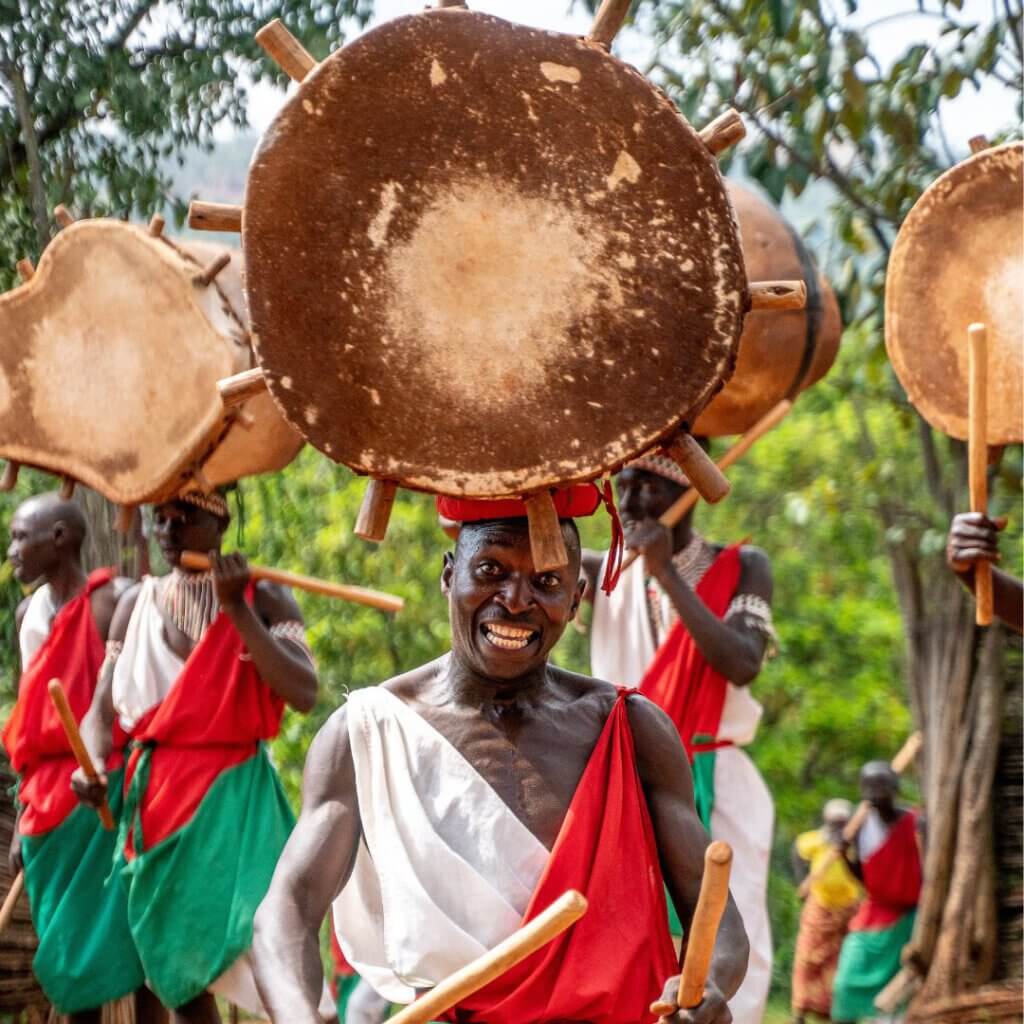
xmin=436 ymin=484 xmax=601 ymax=523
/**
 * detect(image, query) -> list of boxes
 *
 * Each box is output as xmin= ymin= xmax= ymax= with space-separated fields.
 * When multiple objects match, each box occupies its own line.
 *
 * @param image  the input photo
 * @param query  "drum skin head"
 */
xmin=245 ymin=9 xmax=747 ymax=497
xmin=886 ymin=142 xmax=1022 ymax=444
xmin=694 ymin=182 xmax=842 ymax=436
xmin=0 ymin=222 xmax=302 ymax=504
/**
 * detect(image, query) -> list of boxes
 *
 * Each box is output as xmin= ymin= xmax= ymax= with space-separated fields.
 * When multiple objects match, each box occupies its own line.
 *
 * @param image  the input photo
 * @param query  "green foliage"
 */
xmin=0 ymin=0 xmax=372 ymax=283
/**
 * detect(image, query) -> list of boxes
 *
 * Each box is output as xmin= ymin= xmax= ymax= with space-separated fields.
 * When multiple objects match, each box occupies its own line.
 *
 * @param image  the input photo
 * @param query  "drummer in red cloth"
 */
xmin=584 ymin=454 xmax=776 ymax=1024
xmin=252 ymin=483 xmax=748 ymax=1023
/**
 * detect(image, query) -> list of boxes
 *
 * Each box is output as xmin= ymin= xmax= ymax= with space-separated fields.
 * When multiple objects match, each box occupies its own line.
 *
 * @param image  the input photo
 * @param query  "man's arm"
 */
xmin=253 ymin=705 xmax=362 ymax=1022
xmin=947 ymin=512 xmax=1023 ymax=633
xmin=8 ymin=596 xmax=31 ymax=874
xmin=627 ymin=694 xmax=748 ymax=1024
xmin=630 ymin=521 xmax=771 ymax=685
xmin=72 ymin=583 xmax=141 ymax=808
xmin=210 ymin=552 xmax=319 ymax=712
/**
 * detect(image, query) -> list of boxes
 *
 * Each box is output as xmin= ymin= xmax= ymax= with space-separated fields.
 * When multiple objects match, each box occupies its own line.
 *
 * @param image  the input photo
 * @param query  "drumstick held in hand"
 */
xmin=0 ymin=871 xmax=25 ymax=936
xmin=180 ymin=552 xmax=404 ymax=614
xmin=47 ymin=679 xmax=114 ymax=831
xmin=650 ymin=841 xmax=733 ymax=1019
xmin=968 ymin=323 xmax=994 ymax=625
xmin=386 ymin=890 xmax=588 ymax=1024
xmin=620 ymin=400 xmax=792 ymax=573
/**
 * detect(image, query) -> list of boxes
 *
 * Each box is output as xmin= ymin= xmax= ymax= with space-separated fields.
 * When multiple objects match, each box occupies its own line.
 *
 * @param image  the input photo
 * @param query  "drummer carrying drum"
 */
xmin=252 ymin=486 xmax=749 ymax=1023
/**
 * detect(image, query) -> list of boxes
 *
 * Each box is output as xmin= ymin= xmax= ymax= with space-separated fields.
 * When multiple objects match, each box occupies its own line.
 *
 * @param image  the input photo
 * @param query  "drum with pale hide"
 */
xmin=0 ymin=219 xmax=303 ymax=510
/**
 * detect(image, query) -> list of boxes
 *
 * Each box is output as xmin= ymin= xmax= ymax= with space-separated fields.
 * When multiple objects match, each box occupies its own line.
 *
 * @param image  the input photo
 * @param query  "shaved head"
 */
xmin=15 ymin=493 xmax=87 ymax=546
xmin=8 ymin=492 xmax=87 ymax=584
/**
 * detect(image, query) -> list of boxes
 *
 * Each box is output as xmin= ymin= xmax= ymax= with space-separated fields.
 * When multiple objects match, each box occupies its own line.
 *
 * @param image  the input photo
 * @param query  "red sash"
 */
xmin=123 ymin=584 xmax=285 ymax=856
xmin=637 ymin=546 xmax=742 ymax=757
xmin=445 ymin=690 xmax=678 ymax=1024
xmin=849 ymin=810 xmax=922 ymax=932
xmin=3 ymin=569 xmax=125 ymax=835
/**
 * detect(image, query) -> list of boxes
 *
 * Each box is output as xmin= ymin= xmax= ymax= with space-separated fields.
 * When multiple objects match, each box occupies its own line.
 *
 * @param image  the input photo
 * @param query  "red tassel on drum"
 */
xmin=599 ymin=479 xmax=624 ymax=596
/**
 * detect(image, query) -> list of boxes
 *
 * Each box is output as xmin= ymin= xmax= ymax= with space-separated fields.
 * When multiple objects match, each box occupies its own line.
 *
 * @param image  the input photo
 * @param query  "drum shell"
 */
xmin=693 ymin=183 xmax=842 ymax=436
xmin=0 ymin=222 xmax=301 ymax=504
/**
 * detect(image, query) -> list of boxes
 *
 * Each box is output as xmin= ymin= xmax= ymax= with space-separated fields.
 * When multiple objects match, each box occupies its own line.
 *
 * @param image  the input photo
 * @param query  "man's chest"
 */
xmin=417 ymin=709 xmax=596 ymax=851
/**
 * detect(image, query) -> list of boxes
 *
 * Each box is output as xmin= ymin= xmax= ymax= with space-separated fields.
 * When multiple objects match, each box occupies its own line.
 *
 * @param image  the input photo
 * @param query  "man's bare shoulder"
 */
xmin=14 ymin=595 xmax=31 ymax=636
xmin=380 ymin=658 xmax=448 ymax=704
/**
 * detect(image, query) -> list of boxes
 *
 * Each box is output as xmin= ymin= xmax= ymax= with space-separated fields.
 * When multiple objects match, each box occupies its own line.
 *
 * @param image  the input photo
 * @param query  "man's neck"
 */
xmin=45 ymin=558 xmax=88 ymax=609
xmin=441 ymin=652 xmax=552 ymax=717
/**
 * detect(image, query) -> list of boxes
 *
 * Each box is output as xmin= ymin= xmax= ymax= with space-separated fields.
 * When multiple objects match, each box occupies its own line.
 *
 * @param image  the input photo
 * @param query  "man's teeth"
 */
xmin=483 ymin=624 xmax=535 ymax=650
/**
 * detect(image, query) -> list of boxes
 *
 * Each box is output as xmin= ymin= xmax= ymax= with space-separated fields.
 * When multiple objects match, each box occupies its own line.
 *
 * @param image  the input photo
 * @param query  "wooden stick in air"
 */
xmin=651 ymin=841 xmax=733 ymax=1018
xmin=968 ymin=323 xmax=993 ymax=626
xmin=47 ymin=679 xmax=114 ymax=831
xmin=620 ymin=400 xmax=792 ymax=573
xmin=0 ymin=872 xmax=25 ymax=936
xmin=387 ymin=890 xmax=588 ymax=1024
xmin=179 ymin=552 xmax=404 ymax=614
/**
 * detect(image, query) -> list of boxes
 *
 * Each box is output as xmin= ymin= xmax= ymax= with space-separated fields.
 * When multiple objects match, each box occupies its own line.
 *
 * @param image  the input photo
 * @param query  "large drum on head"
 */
xmin=0 ymin=219 xmax=303 ymax=506
xmin=886 ymin=141 xmax=1022 ymax=445
xmin=693 ymin=183 xmax=842 ymax=437
xmin=242 ymin=8 xmax=749 ymax=497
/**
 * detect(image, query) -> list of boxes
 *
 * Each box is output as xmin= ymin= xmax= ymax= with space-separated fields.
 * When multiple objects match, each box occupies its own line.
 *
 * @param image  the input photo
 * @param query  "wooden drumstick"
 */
xmin=180 ymin=552 xmax=404 ymax=614
xmin=620 ymin=400 xmax=793 ymax=573
xmin=749 ymin=280 xmax=806 ymax=311
xmin=968 ymin=323 xmax=993 ymax=626
xmin=650 ymin=841 xmax=733 ymax=1019
xmin=188 ymin=200 xmax=243 ymax=234
xmin=0 ymin=872 xmax=25 ymax=937
xmin=587 ymin=0 xmax=633 ymax=47
xmin=256 ymin=19 xmax=317 ymax=83
xmin=218 ymin=367 xmax=268 ymax=408
xmin=386 ymin=890 xmax=588 ymax=1024
xmin=797 ymin=731 xmax=921 ymax=898
xmin=47 ymin=679 xmax=115 ymax=831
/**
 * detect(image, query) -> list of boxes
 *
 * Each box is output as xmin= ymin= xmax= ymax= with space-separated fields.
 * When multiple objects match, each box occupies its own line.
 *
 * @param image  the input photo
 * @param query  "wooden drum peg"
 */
xmin=256 ymin=19 xmax=318 ymax=83
xmin=435 ymin=0 xmax=468 ymax=7
xmin=218 ymin=367 xmax=268 ymax=408
xmin=188 ymin=200 xmax=243 ymax=234
xmin=191 ymin=465 xmax=215 ymax=495
xmin=968 ymin=135 xmax=990 ymax=154
xmin=0 ymin=461 xmax=20 ymax=492
xmin=149 ymin=213 xmax=166 ymax=237
xmin=116 ymin=504 xmax=136 ymax=534
xmin=524 ymin=491 xmax=569 ymax=572
xmin=699 ymin=108 xmax=746 ymax=156
xmin=193 ymin=252 xmax=232 ymax=288
xmin=53 ymin=204 xmax=75 ymax=229
xmin=59 ymin=476 xmax=76 ymax=500
xmin=664 ymin=432 xmax=731 ymax=504
xmin=749 ymin=279 xmax=807 ymax=312
xmin=15 ymin=258 xmax=34 ymax=282
xmin=355 ymin=479 xmax=398 ymax=543
xmin=587 ymin=0 xmax=633 ymax=48
xmin=234 ymin=409 xmax=257 ymax=430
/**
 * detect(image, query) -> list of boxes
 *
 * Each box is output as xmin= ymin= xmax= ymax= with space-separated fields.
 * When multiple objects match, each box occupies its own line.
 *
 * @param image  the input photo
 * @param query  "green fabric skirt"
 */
xmin=21 ymin=766 xmax=145 ymax=1013
xmin=831 ymin=911 xmax=916 ymax=1021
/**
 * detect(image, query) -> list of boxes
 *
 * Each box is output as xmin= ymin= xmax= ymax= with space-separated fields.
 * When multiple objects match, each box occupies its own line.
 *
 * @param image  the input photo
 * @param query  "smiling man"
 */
xmin=585 ymin=454 xmax=777 ymax=1024
xmin=73 ymin=491 xmax=321 ymax=1023
xmin=252 ymin=484 xmax=749 ymax=1024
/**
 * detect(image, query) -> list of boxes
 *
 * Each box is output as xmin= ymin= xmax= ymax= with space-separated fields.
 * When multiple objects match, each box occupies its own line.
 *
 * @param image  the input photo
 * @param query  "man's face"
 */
xmin=441 ymin=520 xmax=585 ymax=683
xmin=616 ymin=468 xmax=686 ymax=527
xmin=7 ymin=508 xmax=59 ymax=584
xmin=860 ymin=768 xmax=898 ymax=812
xmin=153 ymin=501 xmax=226 ymax=568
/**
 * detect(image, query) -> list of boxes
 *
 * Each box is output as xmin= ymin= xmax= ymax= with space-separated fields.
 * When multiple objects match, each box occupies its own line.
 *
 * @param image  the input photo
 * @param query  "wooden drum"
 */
xmin=694 ymin=182 xmax=842 ymax=436
xmin=0 ymin=218 xmax=303 ymax=511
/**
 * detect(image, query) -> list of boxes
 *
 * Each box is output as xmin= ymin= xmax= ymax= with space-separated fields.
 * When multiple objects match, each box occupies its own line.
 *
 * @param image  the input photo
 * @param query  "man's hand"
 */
xmin=947 ymin=512 xmax=1006 ymax=574
xmin=8 ymin=831 xmax=22 ymax=876
xmin=652 ymin=978 xmax=732 ymax=1023
xmin=70 ymin=766 xmax=109 ymax=809
xmin=210 ymin=551 xmax=251 ymax=609
xmin=625 ymin=518 xmax=674 ymax=579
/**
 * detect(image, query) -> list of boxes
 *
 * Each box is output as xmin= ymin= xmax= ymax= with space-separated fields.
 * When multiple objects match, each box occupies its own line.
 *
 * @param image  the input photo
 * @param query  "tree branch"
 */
xmin=2 ymin=57 xmax=50 ymax=253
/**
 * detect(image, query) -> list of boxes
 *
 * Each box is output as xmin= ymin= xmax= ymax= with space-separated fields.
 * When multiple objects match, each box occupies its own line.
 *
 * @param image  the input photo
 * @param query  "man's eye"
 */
xmin=537 ymin=573 xmax=560 ymax=589
xmin=476 ymin=561 xmax=502 ymax=577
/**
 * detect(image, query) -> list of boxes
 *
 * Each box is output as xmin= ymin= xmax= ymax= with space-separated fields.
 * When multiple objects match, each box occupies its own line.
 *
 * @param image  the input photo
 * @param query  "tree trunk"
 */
xmin=3 ymin=58 xmax=50 ymax=255
xmin=74 ymin=488 xmax=149 ymax=579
